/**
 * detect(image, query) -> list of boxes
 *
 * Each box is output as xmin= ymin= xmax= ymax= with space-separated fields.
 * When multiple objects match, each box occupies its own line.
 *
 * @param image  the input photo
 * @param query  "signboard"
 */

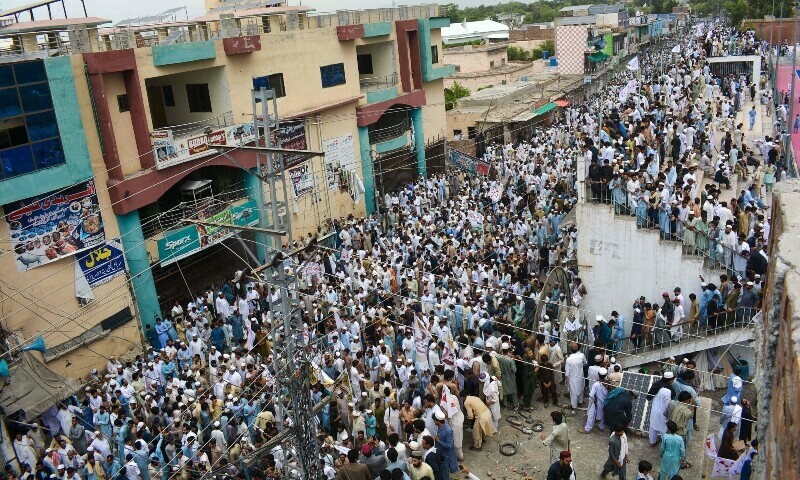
xmin=289 ymin=162 xmax=314 ymax=197
xmin=6 ymin=180 xmax=106 ymax=272
xmin=448 ymin=149 xmax=490 ymax=176
xmin=275 ymin=120 xmax=308 ymax=169
xmin=323 ymin=133 xmax=356 ymax=191
xmin=152 ymin=123 xmax=257 ymax=170
xmin=76 ymin=238 xmax=126 ymax=287
xmin=157 ymin=200 xmax=259 ymax=265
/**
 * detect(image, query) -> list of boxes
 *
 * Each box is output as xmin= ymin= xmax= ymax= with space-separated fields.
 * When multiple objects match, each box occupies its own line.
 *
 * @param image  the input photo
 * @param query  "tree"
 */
xmin=444 ymin=82 xmax=472 ymax=110
xmin=508 ymin=45 xmax=533 ymax=61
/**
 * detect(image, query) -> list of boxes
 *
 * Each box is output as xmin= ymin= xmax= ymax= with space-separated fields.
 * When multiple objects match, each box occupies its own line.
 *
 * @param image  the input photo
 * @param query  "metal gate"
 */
xmin=708 ymin=60 xmax=753 ymax=79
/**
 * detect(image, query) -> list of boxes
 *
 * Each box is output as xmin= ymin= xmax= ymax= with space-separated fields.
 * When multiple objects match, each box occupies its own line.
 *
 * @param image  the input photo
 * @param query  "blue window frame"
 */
xmin=0 ymin=60 xmax=65 ymax=180
xmin=320 ymin=63 xmax=346 ymax=88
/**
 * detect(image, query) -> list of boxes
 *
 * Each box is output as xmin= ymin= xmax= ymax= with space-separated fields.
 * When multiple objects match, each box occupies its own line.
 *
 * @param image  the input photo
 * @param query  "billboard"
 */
xmin=152 ymin=123 xmax=258 ymax=170
xmin=157 ymin=200 xmax=259 ymax=266
xmin=5 ymin=180 xmax=106 ymax=272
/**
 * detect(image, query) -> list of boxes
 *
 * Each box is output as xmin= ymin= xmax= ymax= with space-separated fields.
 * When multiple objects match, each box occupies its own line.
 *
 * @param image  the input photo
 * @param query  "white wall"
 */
xmin=357 ymin=41 xmax=397 ymax=78
xmin=145 ymin=66 xmax=231 ymax=128
xmin=576 ymin=202 xmax=721 ymax=337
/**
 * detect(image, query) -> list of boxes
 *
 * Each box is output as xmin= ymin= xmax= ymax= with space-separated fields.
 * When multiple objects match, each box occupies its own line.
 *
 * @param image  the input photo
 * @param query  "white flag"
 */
xmin=440 ymin=385 xmax=460 ymax=417
xmin=627 ymin=56 xmax=639 ymax=71
xmin=671 ymin=44 xmax=681 ymax=54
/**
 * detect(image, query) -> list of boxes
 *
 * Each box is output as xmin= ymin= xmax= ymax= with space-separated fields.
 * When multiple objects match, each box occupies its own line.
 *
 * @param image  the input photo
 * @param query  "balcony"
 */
xmin=360 ymin=73 xmax=400 ymax=104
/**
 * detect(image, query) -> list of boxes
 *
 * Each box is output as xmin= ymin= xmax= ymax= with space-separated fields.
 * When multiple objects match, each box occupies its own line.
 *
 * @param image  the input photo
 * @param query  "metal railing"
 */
xmin=158 ymin=111 xmax=236 ymax=140
xmin=359 ymin=72 xmax=399 ymax=91
xmin=368 ymin=115 xmax=409 ymax=144
xmin=141 ymin=185 xmax=247 ymax=238
xmin=583 ymin=181 xmax=767 ymax=276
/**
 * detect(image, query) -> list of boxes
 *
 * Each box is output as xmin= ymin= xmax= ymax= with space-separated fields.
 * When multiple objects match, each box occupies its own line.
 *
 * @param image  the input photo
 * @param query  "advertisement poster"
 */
xmin=274 ymin=120 xmax=308 ymax=169
xmin=288 ymin=162 xmax=314 ymax=197
xmin=152 ymin=123 xmax=257 ymax=170
xmin=448 ymin=149 xmax=490 ymax=176
xmin=323 ymin=133 xmax=356 ymax=192
xmin=75 ymin=238 xmax=126 ymax=287
xmin=157 ymin=200 xmax=259 ymax=266
xmin=6 ymin=180 xmax=106 ymax=272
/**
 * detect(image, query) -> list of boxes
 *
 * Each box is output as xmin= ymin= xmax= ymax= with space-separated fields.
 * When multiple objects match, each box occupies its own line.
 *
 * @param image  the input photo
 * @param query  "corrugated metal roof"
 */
xmin=556 ymin=16 xmax=597 ymax=26
xmin=442 ymin=20 xmax=509 ymax=38
xmin=588 ymin=4 xmax=623 ymax=14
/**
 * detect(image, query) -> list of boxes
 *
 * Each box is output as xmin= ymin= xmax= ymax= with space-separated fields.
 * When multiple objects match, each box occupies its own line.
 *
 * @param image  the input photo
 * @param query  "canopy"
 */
xmin=533 ymin=102 xmax=557 ymax=117
xmin=588 ymin=52 xmax=610 ymax=62
xmin=0 ymin=351 xmax=81 ymax=421
xmin=554 ymin=100 xmax=570 ymax=107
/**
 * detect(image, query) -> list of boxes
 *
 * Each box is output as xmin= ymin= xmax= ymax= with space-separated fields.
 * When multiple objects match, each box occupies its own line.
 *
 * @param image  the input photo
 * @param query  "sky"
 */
xmin=2 ymin=0 xmax=508 ymax=24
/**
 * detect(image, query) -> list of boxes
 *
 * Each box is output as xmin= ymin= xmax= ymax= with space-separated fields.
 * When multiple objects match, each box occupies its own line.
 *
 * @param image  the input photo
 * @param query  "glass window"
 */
xmin=0 ymin=145 xmax=35 ymax=178
xmin=13 ymin=60 xmax=46 ymax=84
xmin=320 ymin=63 xmax=346 ymax=88
xmin=31 ymin=139 xmax=65 ymax=169
xmin=19 ymin=83 xmax=53 ymax=113
xmin=0 ymin=87 xmax=22 ymax=119
xmin=26 ymin=111 xmax=58 ymax=141
xmin=0 ymin=65 xmax=14 ymax=88
xmin=186 ymin=83 xmax=212 ymax=112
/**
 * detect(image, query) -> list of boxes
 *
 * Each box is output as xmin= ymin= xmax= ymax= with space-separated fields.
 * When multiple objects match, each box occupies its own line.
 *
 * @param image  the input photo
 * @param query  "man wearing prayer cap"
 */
xmin=583 ymin=366 xmax=609 ymax=434
xmin=546 ymin=450 xmax=574 ymax=480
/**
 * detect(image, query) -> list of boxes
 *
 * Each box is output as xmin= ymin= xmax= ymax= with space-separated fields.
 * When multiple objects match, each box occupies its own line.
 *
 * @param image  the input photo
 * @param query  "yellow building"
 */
xmin=0 ymin=1 xmax=451 ymax=380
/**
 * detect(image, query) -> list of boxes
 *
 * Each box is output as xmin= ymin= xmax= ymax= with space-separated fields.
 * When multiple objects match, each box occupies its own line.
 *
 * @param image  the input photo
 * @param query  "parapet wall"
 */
xmin=755 ymin=179 xmax=800 ymax=479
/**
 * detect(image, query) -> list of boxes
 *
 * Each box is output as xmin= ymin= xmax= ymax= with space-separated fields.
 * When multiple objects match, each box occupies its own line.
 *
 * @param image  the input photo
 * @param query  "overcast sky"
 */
xmin=3 ymin=0 xmax=507 ymax=24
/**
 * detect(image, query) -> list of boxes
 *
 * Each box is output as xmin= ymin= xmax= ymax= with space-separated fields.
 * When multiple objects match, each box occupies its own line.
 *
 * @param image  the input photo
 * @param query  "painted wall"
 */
xmin=422 ymin=78 xmax=447 ymax=141
xmin=577 ymin=202 xmax=721 ymax=338
xmin=145 ymin=66 xmax=231 ymax=129
xmin=356 ymin=41 xmax=397 ymax=80
xmin=104 ymin=72 xmax=141 ymax=178
xmin=0 ymin=55 xmax=138 ymax=380
xmin=555 ymin=24 xmax=588 ymax=75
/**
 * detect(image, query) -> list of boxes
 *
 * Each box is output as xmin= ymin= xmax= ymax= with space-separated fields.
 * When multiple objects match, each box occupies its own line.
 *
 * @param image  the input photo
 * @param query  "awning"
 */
xmin=588 ymin=52 xmax=610 ymax=62
xmin=0 ymin=351 xmax=82 ymax=421
xmin=554 ymin=100 xmax=570 ymax=107
xmin=533 ymin=102 xmax=557 ymax=117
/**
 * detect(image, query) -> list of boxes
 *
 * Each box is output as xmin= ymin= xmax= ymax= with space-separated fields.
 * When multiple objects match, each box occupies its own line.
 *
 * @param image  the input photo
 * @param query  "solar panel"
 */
xmin=619 ymin=371 xmax=657 ymax=432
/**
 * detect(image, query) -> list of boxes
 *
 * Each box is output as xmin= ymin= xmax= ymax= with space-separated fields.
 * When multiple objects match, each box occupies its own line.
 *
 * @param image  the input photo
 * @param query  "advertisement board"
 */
xmin=75 ymin=238 xmax=127 ymax=287
xmin=153 ymin=123 xmax=258 ymax=170
xmin=156 ymin=200 xmax=259 ymax=266
xmin=6 ymin=180 xmax=106 ymax=272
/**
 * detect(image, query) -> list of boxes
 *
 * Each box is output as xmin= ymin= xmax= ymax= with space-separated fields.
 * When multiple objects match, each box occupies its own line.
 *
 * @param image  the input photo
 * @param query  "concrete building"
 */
xmin=0 ymin=1 xmax=451 ymax=378
xmin=442 ymin=42 xmax=545 ymax=91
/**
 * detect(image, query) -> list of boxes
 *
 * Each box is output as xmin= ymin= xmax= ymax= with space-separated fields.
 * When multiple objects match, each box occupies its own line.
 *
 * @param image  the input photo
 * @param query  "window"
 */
xmin=320 ymin=63 xmax=346 ymax=88
xmin=431 ymin=45 xmax=439 ymax=64
xmin=117 ymin=94 xmax=129 ymax=113
xmin=453 ymin=129 xmax=462 ymax=137
xmin=162 ymin=85 xmax=175 ymax=107
xmin=261 ymin=16 xmax=272 ymax=33
xmin=454 ymin=65 xmax=461 ymax=72
xmin=357 ymin=54 xmax=374 ymax=75
xmin=186 ymin=83 xmax=212 ymax=112
xmin=0 ymin=60 xmax=65 ymax=180
xmin=267 ymin=73 xmax=286 ymax=98
xmin=501 ymin=58 xmax=506 ymax=65
xmin=490 ymin=61 xmax=495 ymax=68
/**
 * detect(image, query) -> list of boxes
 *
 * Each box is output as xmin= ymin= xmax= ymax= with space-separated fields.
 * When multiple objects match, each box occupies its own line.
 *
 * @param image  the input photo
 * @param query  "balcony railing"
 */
xmin=0 ymin=4 xmax=441 ymax=59
xmin=359 ymin=73 xmax=399 ymax=92
xmin=141 ymin=185 xmax=247 ymax=238
xmin=368 ymin=115 xmax=409 ymax=144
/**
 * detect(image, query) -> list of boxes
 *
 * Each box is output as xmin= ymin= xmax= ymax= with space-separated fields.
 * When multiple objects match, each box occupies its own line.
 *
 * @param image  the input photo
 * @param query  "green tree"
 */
xmin=725 ymin=0 xmax=749 ymax=27
xmin=508 ymin=45 xmax=533 ymax=61
xmin=444 ymin=82 xmax=472 ymax=110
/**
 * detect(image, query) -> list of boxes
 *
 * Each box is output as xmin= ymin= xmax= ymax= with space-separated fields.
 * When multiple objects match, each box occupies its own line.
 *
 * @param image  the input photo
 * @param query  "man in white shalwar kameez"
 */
xmin=582 ymin=368 xmax=609 ymax=433
xmin=648 ymin=382 xmax=672 ymax=445
xmin=480 ymin=373 xmax=501 ymax=431
xmin=564 ymin=344 xmax=586 ymax=413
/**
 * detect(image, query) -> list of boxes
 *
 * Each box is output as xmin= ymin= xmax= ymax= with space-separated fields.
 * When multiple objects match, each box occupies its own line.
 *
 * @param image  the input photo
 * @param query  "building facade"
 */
xmin=0 ymin=3 xmax=451 ymax=378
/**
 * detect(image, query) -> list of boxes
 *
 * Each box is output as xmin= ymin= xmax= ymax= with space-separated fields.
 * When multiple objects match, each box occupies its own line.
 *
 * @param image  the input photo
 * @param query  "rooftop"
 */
xmin=192 ymin=5 xmax=312 ymax=22
xmin=449 ymin=61 xmax=539 ymax=79
xmin=0 ymin=16 xmax=109 ymax=34
xmin=443 ymin=42 xmax=509 ymax=54
xmin=441 ymin=20 xmax=509 ymax=38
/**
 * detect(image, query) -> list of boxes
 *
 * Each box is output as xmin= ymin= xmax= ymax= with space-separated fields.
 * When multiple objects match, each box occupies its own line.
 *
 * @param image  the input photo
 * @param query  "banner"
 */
xmin=626 ymin=56 xmax=639 ymax=71
xmin=76 ymin=238 xmax=126 ymax=287
xmin=440 ymin=384 xmax=460 ymax=417
xmin=6 ymin=180 xmax=106 ymax=272
xmin=323 ymin=134 xmax=356 ymax=191
xmin=157 ymin=200 xmax=259 ymax=265
xmin=288 ymin=162 xmax=315 ymax=197
xmin=274 ymin=120 xmax=308 ymax=169
xmin=448 ymin=149 xmax=490 ymax=176
xmin=153 ymin=123 xmax=257 ymax=170
xmin=413 ymin=316 xmax=431 ymax=371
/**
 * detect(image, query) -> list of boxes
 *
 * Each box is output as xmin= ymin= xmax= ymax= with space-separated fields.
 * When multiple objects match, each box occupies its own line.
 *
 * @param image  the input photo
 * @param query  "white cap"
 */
xmin=435 ymin=411 xmax=446 ymax=420
xmin=730 ymin=396 xmax=738 ymax=403
xmin=501 ymin=342 xmax=510 ymax=350
xmin=598 ymin=368 xmax=608 ymax=376
xmin=663 ymin=371 xmax=675 ymax=379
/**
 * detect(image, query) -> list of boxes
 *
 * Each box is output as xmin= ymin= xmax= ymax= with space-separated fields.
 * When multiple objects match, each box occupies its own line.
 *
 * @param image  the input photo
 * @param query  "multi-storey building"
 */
xmin=0 ymin=0 xmax=451 ymax=378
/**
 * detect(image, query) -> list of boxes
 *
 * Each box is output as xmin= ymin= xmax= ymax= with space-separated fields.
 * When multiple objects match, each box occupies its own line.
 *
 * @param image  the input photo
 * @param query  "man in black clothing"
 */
xmin=600 ymin=159 xmax=614 ymax=203
xmin=588 ymin=158 xmax=602 ymax=202
xmin=603 ymin=388 xmax=636 ymax=431
xmin=546 ymin=450 xmax=575 ymax=480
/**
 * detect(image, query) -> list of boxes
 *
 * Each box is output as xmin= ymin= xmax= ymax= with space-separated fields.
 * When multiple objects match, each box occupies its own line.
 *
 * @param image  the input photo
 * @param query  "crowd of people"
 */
xmin=7 ymin=21 xmax=777 ymax=480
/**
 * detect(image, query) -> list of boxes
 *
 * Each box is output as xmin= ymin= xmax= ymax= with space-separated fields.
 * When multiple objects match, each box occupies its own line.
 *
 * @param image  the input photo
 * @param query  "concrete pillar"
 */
xmin=411 ymin=107 xmax=426 ymax=178
xmin=243 ymin=168 xmax=268 ymax=263
xmin=285 ymin=10 xmax=300 ymax=31
xmin=358 ymin=126 xmax=376 ymax=215
xmin=117 ymin=210 xmax=162 ymax=329
xmin=220 ymin=14 xmax=238 ymax=38
xmin=577 ymin=147 xmax=586 ymax=204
